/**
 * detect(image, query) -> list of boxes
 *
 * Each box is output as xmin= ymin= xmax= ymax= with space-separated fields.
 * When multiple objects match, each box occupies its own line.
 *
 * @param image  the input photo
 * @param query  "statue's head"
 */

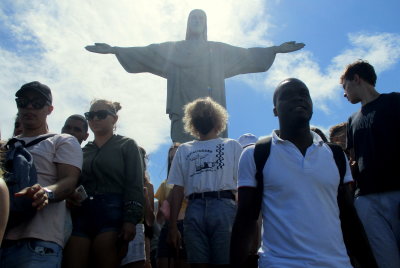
xmin=186 ymin=9 xmax=207 ymax=41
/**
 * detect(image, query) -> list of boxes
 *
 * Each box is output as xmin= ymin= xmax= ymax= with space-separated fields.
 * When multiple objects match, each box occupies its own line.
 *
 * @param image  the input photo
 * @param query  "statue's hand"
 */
xmin=276 ymin=41 xmax=305 ymax=53
xmin=85 ymin=43 xmax=115 ymax=54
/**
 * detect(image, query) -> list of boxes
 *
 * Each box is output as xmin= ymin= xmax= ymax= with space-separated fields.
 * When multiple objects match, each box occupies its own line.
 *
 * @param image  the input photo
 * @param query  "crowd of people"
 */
xmin=0 ymin=59 xmax=399 ymax=268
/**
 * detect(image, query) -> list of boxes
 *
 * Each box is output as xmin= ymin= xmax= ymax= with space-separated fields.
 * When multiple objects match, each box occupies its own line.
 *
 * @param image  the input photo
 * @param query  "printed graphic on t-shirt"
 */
xmin=186 ymin=143 xmax=225 ymax=177
xmin=355 ymin=110 xmax=376 ymax=130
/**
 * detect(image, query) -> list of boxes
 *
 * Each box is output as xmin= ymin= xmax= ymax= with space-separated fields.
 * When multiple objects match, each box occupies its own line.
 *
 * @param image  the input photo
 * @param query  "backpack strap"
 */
xmin=327 ymin=143 xmax=346 ymax=185
xmin=25 ymin=134 xmax=56 ymax=147
xmin=253 ymin=136 xmax=272 ymax=216
xmin=6 ymin=134 xmax=56 ymax=149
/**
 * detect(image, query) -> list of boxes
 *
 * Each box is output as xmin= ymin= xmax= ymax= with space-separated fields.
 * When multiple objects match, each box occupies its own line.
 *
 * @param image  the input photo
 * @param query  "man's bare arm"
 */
xmin=49 ymin=163 xmax=81 ymax=201
xmin=230 ymin=187 xmax=260 ymax=268
xmin=16 ymin=163 xmax=80 ymax=209
xmin=167 ymin=185 xmax=184 ymax=249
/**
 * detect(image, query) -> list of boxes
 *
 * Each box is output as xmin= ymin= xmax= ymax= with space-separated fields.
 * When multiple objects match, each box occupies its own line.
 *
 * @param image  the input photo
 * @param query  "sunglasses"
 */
xmin=84 ymin=110 xmax=115 ymax=120
xmin=15 ymin=97 xmax=49 ymax=109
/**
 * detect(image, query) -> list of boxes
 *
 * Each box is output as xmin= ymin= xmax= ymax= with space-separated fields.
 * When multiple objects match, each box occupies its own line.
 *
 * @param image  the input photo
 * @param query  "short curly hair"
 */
xmin=183 ymin=97 xmax=228 ymax=139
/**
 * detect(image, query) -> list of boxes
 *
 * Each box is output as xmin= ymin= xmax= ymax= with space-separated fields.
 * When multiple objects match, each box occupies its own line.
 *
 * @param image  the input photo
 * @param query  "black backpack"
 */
xmin=3 ymin=134 xmax=55 ymax=230
xmin=253 ymin=136 xmax=378 ymax=268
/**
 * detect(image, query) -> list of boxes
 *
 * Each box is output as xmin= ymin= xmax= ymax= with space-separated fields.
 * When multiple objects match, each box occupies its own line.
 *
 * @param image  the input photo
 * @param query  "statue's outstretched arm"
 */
xmin=273 ymin=41 xmax=305 ymax=53
xmin=85 ymin=43 xmax=116 ymax=54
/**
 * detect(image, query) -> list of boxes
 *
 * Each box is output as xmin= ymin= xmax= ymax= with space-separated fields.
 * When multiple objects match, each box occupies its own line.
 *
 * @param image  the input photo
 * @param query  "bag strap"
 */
xmin=327 ymin=143 xmax=346 ymax=185
xmin=253 ymin=136 xmax=272 ymax=216
xmin=6 ymin=134 xmax=56 ymax=149
xmin=25 ymin=134 xmax=56 ymax=147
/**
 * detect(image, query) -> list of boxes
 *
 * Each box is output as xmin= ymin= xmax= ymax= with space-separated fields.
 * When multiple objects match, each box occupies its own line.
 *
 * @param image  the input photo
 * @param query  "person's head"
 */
xmin=329 ymin=122 xmax=347 ymax=150
xmin=85 ymin=99 xmax=120 ymax=137
xmin=186 ymin=9 xmax=207 ymax=41
xmin=310 ymin=127 xmax=328 ymax=143
xmin=340 ymin=60 xmax=377 ymax=104
xmin=183 ymin=97 xmax=228 ymax=139
xmin=167 ymin=143 xmax=181 ymax=175
xmin=13 ymin=114 xmax=23 ymax=137
xmin=61 ymin=114 xmax=89 ymax=144
xmin=15 ymin=81 xmax=54 ymax=134
xmin=273 ymin=78 xmax=313 ymax=127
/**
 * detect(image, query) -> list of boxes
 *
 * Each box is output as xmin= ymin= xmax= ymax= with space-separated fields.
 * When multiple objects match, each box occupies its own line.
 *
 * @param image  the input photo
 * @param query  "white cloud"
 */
xmin=256 ymin=32 xmax=400 ymax=112
xmin=0 ymin=0 xmax=270 ymax=151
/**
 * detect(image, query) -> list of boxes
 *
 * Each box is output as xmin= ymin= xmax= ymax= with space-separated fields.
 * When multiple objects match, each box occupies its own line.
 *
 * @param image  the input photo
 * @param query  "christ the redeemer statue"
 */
xmin=86 ymin=9 xmax=305 ymax=143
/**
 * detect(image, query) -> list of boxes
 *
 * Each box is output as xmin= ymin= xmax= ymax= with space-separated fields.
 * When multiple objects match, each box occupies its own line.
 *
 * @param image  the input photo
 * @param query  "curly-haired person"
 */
xmin=167 ymin=97 xmax=242 ymax=268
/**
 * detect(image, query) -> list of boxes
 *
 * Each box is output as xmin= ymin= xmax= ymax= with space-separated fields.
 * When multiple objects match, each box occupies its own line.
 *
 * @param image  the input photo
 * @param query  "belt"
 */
xmin=188 ymin=190 xmax=235 ymax=200
xmin=1 ymin=238 xmax=40 ymax=248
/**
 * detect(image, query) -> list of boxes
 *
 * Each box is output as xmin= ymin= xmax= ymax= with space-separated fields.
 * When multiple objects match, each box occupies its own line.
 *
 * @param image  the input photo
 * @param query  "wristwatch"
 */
xmin=43 ymin=187 xmax=55 ymax=202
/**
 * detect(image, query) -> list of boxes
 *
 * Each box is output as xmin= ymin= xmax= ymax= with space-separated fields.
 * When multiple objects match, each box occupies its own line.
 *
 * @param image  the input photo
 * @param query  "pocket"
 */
xmin=101 ymin=194 xmax=123 ymax=209
xmin=27 ymin=240 xmax=60 ymax=257
xmin=221 ymin=198 xmax=237 ymax=210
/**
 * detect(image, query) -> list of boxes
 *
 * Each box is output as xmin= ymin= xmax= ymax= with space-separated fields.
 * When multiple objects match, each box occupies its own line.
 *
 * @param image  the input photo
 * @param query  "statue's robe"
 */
xmin=114 ymin=40 xmax=276 ymax=142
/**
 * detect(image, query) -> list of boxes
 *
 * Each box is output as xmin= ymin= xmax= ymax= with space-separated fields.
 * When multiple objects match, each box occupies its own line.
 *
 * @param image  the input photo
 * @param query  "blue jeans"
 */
xmin=355 ymin=191 xmax=400 ymax=268
xmin=0 ymin=239 xmax=62 ymax=268
xmin=183 ymin=197 xmax=237 ymax=265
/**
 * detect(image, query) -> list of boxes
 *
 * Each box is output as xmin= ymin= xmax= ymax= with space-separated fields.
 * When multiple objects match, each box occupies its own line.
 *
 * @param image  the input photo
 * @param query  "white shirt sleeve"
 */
xmin=167 ymin=146 xmax=185 ymax=187
xmin=238 ymin=145 xmax=257 ymax=188
xmin=53 ymin=134 xmax=82 ymax=170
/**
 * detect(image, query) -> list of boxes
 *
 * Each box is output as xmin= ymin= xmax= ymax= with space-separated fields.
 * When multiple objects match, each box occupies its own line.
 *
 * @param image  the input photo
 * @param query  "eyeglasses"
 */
xmin=84 ymin=110 xmax=115 ymax=121
xmin=15 ymin=97 xmax=49 ymax=109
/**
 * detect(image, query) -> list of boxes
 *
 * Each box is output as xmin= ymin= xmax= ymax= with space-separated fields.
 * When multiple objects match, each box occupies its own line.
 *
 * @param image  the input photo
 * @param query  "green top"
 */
xmin=81 ymin=134 xmax=144 ymax=224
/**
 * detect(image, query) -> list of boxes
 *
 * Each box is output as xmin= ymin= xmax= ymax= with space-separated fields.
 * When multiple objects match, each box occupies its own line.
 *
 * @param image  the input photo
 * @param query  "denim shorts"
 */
xmin=0 ymin=239 xmax=62 ymax=268
xmin=71 ymin=193 xmax=124 ymax=239
xmin=183 ymin=197 xmax=237 ymax=265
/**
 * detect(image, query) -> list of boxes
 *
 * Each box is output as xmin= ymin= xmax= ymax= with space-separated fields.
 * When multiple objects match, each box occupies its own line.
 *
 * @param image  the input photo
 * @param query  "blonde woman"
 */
xmin=64 ymin=99 xmax=144 ymax=268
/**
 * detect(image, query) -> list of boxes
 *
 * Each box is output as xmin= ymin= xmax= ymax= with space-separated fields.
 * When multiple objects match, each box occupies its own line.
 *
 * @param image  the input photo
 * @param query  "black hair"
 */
xmin=273 ymin=78 xmax=307 ymax=106
xmin=67 ymin=114 xmax=88 ymax=132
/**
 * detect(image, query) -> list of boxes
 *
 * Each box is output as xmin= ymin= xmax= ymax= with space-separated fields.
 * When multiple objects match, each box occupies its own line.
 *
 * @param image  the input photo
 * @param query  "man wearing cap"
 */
xmin=1 ymin=81 xmax=83 ymax=267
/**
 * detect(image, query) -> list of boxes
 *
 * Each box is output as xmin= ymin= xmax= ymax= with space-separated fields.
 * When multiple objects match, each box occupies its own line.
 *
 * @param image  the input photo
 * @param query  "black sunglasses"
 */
xmin=84 ymin=110 xmax=115 ymax=120
xmin=15 ymin=97 xmax=49 ymax=109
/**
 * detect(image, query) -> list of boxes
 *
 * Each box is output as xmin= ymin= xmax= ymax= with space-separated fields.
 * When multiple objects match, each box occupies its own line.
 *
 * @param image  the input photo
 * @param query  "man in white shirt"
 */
xmin=230 ymin=78 xmax=353 ymax=268
xmin=1 ymin=81 xmax=83 ymax=268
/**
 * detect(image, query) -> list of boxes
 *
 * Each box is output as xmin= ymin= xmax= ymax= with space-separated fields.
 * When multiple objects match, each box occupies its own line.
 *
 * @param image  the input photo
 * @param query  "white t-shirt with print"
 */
xmin=6 ymin=133 xmax=82 ymax=247
xmin=168 ymin=138 xmax=242 ymax=197
xmin=238 ymin=130 xmax=353 ymax=268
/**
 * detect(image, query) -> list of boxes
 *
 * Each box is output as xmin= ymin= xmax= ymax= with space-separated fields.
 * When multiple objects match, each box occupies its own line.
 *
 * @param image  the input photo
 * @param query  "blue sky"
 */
xmin=1 ymin=0 xmax=399 ymax=190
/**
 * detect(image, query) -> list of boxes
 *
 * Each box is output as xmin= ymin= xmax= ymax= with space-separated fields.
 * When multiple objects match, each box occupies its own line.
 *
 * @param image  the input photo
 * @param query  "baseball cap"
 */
xmin=15 ymin=81 xmax=52 ymax=104
xmin=238 ymin=133 xmax=258 ymax=148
